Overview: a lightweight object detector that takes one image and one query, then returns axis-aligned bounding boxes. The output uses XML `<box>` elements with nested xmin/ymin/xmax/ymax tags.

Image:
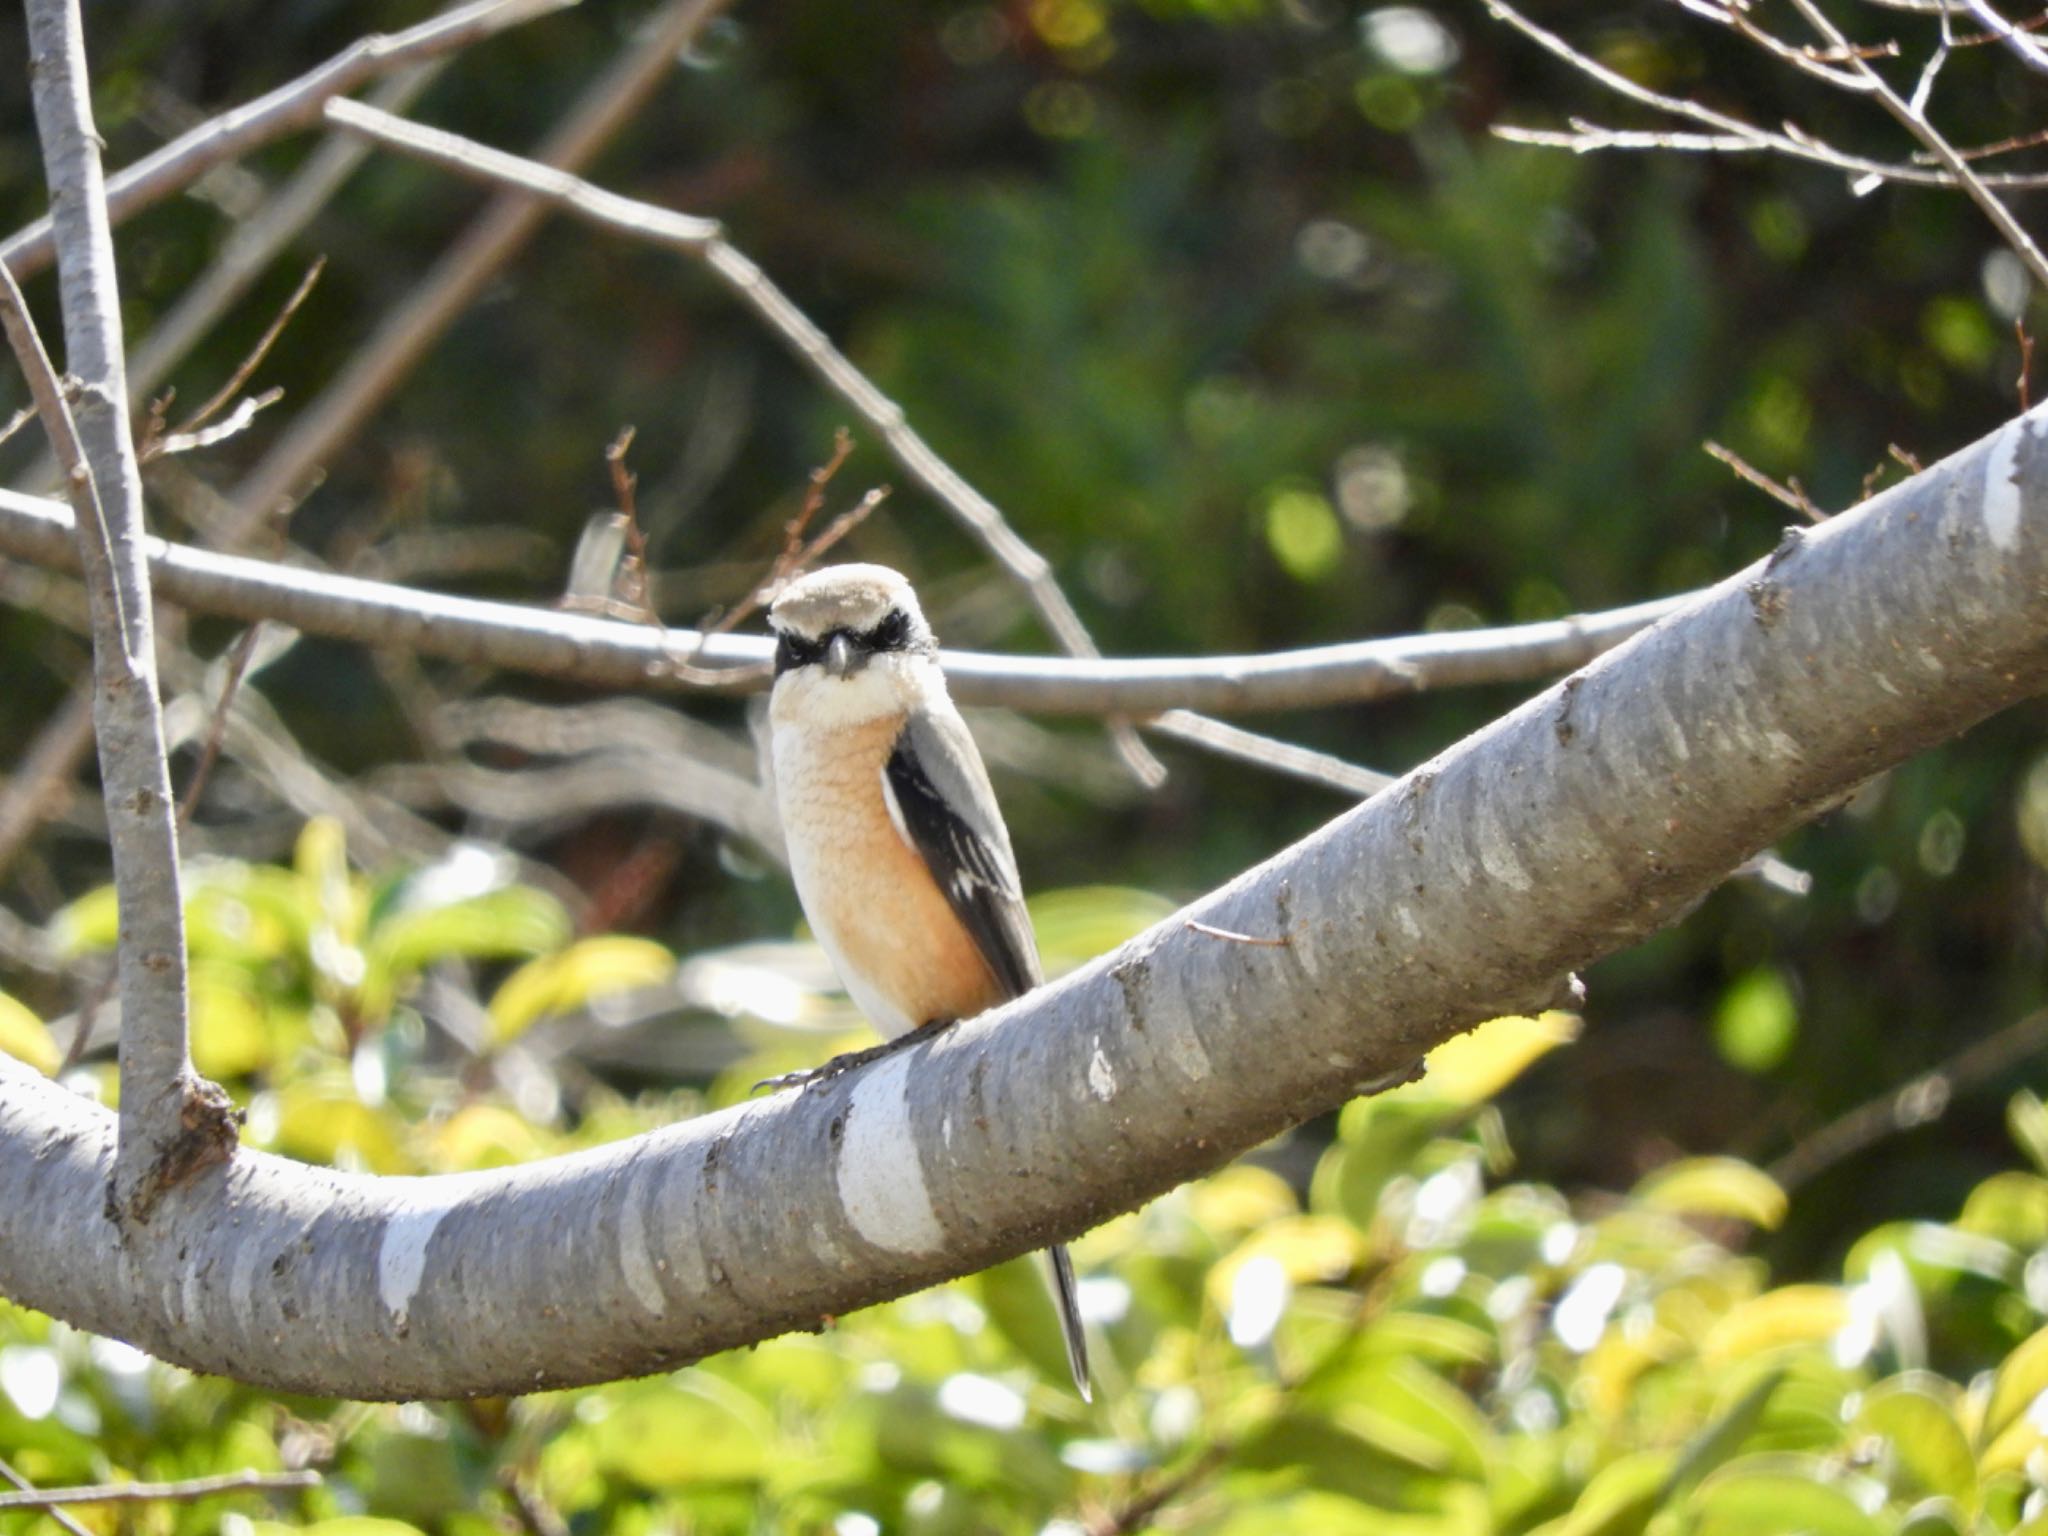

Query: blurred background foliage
<box><xmin>2</xmin><ymin>0</ymin><xmax>2048</xmax><ymax>1527</ymax></box>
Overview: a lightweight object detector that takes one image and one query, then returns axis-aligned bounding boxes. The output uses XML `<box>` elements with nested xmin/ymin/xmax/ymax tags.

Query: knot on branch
<box><xmin>118</xmin><ymin>1074</ymin><xmax>242</xmax><ymax>1225</ymax></box>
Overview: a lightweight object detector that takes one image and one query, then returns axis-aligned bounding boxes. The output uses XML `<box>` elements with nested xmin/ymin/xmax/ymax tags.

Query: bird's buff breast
<box><xmin>772</xmin><ymin>711</ymin><xmax>1002</xmax><ymax>1039</ymax></box>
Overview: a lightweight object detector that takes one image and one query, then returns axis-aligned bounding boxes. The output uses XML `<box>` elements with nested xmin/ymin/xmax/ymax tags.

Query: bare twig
<box><xmin>1185</xmin><ymin>919</ymin><xmax>1292</xmax><ymax>947</ymax></box>
<box><xmin>0</xmin><ymin>686</ymin><xmax>95</xmax><ymax>882</ymax></box>
<box><xmin>1956</xmin><ymin>0</ymin><xmax>2048</xmax><ymax>71</ymax></box>
<box><xmin>1704</xmin><ymin>441</ymin><xmax>1825</xmax><ymax>522</ymax></box>
<box><xmin>2021</xmin><ymin>319</ymin><xmax>2036</xmax><ymax>411</ymax></box>
<box><xmin>160</xmin><ymin>257</ymin><xmax>324</xmax><ymax>446</ymax></box>
<box><xmin>1769</xmin><ymin>1008</ymin><xmax>2048</xmax><ymax>1191</ymax></box>
<box><xmin>0</xmin><ymin>1469</ymin><xmax>321</xmax><ymax>1511</ymax></box>
<box><xmin>0</xmin><ymin>0</ymin><xmax>577</xmax><ymax>281</ymax></box>
<box><xmin>0</xmin><ymin>1455</ymin><xmax>94</xmax><ymax>1536</ymax></box>
<box><xmin>1782</xmin><ymin>0</ymin><xmax>2048</xmax><ymax>292</ymax></box>
<box><xmin>129</xmin><ymin>64</ymin><xmax>446</xmax><ymax>404</ymax></box>
<box><xmin>177</xmin><ymin>624</ymin><xmax>265</xmax><ymax>830</ymax></box>
<box><xmin>19</xmin><ymin>0</ymin><xmax>237</xmax><ymax>1221</ymax></box>
<box><xmin>1486</xmin><ymin>2</ymin><xmax>2048</xmax><ymax>189</ymax></box>
<box><xmin>1144</xmin><ymin>710</ymin><xmax>1395</xmax><ymax>797</ymax></box>
<box><xmin>317</xmin><ymin>93</ymin><xmax>1169</xmax><ymax>787</ymax></box>
<box><xmin>0</xmin><ymin>482</ymin><xmax>1692</xmax><ymax>715</ymax></box>
<box><xmin>230</xmin><ymin>0</ymin><xmax>734</xmax><ymax>536</ymax></box>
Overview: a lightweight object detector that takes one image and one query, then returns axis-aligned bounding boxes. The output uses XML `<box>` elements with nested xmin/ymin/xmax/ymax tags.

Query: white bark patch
<box><xmin>1650</xmin><ymin>688</ymin><xmax>1692</xmax><ymax>763</ymax></box>
<box><xmin>1088</xmin><ymin>1040</ymin><xmax>1118</xmax><ymax>1100</ymax></box>
<box><xmin>1472</xmin><ymin>793</ymin><xmax>1533</xmax><ymax>891</ymax></box>
<box><xmin>377</xmin><ymin>1183</ymin><xmax>468</xmax><ymax>1329</ymax></box>
<box><xmin>836</xmin><ymin>1052</ymin><xmax>945</xmax><ymax>1253</ymax></box>
<box><xmin>618</xmin><ymin>1174</ymin><xmax>667</xmax><ymax>1317</ymax></box>
<box><xmin>1393</xmin><ymin>903</ymin><xmax>1422</xmax><ymax>942</ymax></box>
<box><xmin>1764</xmin><ymin>728</ymin><xmax>1804</xmax><ymax>761</ymax></box>
<box><xmin>1984</xmin><ymin>420</ymin><xmax>2024</xmax><ymax>551</ymax></box>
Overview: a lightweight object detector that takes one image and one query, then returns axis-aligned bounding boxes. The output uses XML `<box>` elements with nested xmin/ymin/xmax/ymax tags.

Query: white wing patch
<box><xmin>878</xmin><ymin>761</ymin><xmax>912</xmax><ymax>845</ymax></box>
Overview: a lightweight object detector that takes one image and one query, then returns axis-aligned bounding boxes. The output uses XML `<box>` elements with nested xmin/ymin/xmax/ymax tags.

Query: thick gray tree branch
<box><xmin>0</xmin><ymin>484</ymin><xmax>1683</xmax><ymax>713</ymax></box>
<box><xmin>19</xmin><ymin>0</ymin><xmax>237</xmax><ymax>1221</ymax></box>
<box><xmin>1</xmin><ymin>401</ymin><xmax>2042</xmax><ymax>1399</ymax></box>
<box><xmin>0</xmin><ymin>0</ymin><xmax>575</xmax><ymax>282</ymax></box>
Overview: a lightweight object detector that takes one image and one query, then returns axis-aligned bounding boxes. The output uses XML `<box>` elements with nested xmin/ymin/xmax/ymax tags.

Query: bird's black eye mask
<box><xmin>772</xmin><ymin>609</ymin><xmax>924</xmax><ymax>676</ymax></box>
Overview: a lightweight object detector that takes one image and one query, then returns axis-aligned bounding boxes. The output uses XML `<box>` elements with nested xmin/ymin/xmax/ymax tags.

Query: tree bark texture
<box><xmin>0</xmin><ymin>402</ymin><xmax>2042</xmax><ymax>1398</ymax></box>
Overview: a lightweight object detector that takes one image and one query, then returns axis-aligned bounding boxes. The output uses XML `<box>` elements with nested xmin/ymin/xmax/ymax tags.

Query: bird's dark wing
<box><xmin>886</xmin><ymin>711</ymin><xmax>1042</xmax><ymax>999</ymax></box>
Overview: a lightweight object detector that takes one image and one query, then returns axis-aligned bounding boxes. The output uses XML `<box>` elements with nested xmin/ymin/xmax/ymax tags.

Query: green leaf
<box><xmin>1684</xmin><ymin>1458</ymin><xmax>1882</xmax><ymax>1536</ymax></box>
<box><xmin>1633</xmin><ymin>1158</ymin><xmax>1787</xmax><ymax>1230</ymax></box>
<box><xmin>1957</xmin><ymin>1170</ymin><xmax>2048</xmax><ymax>1248</ymax></box>
<box><xmin>1982</xmin><ymin>1321</ymin><xmax>2048</xmax><ymax>1450</ymax></box>
<box><xmin>359</xmin><ymin>885</ymin><xmax>571</xmax><ymax>1025</ymax></box>
<box><xmin>1398</xmin><ymin>1011</ymin><xmax>1582</xmax><ymax>1108</ymax></box>
<box><xmin>2008</xmin><ymin>1090</ymin><xmax>2048</xmax><ymax>1178</ymax></box>
<box><xmin>1542</xmin><ymin>1449</ymin><xmax>1675</xmax><ymax>1536</ymax></box>
<box><xmin>1661</xmin><ymin>1369</ymin><xmax>1784</xmax><ymax>1500</ymax></box>
<box><xmin>585</xmin><ymin>1377</ymin><xmax>775</xmax><ymax>1488</ymax></box>
<box><xmin>1713</xmin><ymin>966</ymin><xmax>1797</xmax><ymax>1073</ymax></box>
<box><xmin>1026</xmin><ymin>885</ymin><xmax>1176</xmax><ymax>973</ymax></box>
<box><xmin>1263</xmin><ymin>482</ymin><xmax>1344</xmax><ymax>581</ymax></box>
<box><xmin>0</xmin><ymin>993</ymin><xmax>57</xmax><ymax>1075</ymax></box>
<box><xmin>1852</xmin><ymin>1374</ymin><xmax>1975</xmax><ymax>1507</ymax></box>
<box><xmin>1699</xmin><ymin>1286</ymin><xmax>1849</xmax><ymax>1366</ymax></box>
<box><xmin>487</xmin><ymin>936</ymin><xmax>675</xmax><ymax>1044</ymax></box>
<box><xmin>47</xmin><ymin>884</ymin><xmax>118</xmax><ymax>956</ymax></box>
<box><xmin>190</xmin><ymin>962</ymin><xmax>272</xmax><ymax>1078</ymax></box>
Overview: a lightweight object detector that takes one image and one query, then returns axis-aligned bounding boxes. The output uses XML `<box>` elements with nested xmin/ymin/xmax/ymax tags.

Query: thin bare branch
<box><xmin>1769</xmin><ymin>1008</ymin><xmax>2048</xmax><ymax>1191</ymax></box>
<box><xmin>316</xmin><ymin>92</ymin><xmax>1168</xmax><ymax>786</ymax></box>
<box><xmin>1704</xmin><ymin>441</ymin><xmax>1825</xmax><ymax>521</ymax></box>
<box><xmin>0</xmin><ymin>0</ymin><xmax>577</xmax><ymax>281</ymax></box>
<box><xmin>177</xmin><ymin>625</ymin><xmax>265</xmax><ymax>830</ymax></box>
<box><xmin>163</xmin><ymin>257</ymin><xmax>324</xmax><ymax>443</ymax></box>
<box><xmin>1783</xmin><ymin>0</ymin><xmax>2048</xmax><ymax>290</ymax></box>
<box><xmin>229</xmin><ymin>0</ymin><xmax>733</xmax><ymax>535</ymax></box>
<box><xmin>0</xmin><ymin>482</ymin><xmax>1691</xmax><ymax>715</ymax></box>
<box><xmin>0</xmin><ymin>1469</ymin><xmax>321</xmax><ymax>1511</ymax></box>
<box><xmin>130</xmin><ymin>64</ymin><xmax>445</xmax><ymax>404</ymax></box>
<box><xmin>1956</xmin><ymin>0</ymin><xmax>2048</xmax><ymax>70</ymax></box>
<box><xmin>1144</xmin><ymin>710</ymin><xmax>1395</xmax><ymax>798</ymax></box>
<box><xmin>0</xmin><ymin>1455</ymin><xmax>94</xmax><ymax>1536</ymax></box>
<box><xmin>19</xmin><ymin>0</ymin><xmax>237</xmax><ymax>1221</ymax></box>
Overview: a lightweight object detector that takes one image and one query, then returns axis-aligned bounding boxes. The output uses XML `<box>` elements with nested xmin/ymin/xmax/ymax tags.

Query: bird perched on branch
<box><xmin>764</xmin><ymin>562</ymin><xmax>1091</xmax><ymax>1401</ymax></box>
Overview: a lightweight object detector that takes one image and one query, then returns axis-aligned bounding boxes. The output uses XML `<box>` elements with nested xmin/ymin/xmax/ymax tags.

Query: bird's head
<box><xmin>767</xmin><ymin>564</ymin><xmax>940</xmax><ymax>724</ymax></box>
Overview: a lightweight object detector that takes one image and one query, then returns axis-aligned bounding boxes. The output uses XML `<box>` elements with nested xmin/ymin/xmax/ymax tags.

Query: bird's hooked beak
<box><xmin>823</xmin><ymin>632</ymin><xmax>860</xmax><ymax>678</ymax></box>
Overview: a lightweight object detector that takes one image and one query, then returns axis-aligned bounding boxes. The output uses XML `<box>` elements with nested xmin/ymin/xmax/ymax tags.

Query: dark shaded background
<box><xmin>2</xmin><ymin>0</ymin><xmax>2044</xmax><ymax>1277</ymax></box>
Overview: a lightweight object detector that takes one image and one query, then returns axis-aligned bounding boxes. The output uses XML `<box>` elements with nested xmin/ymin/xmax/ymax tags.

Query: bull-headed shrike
<box><xmin>764</xmin><ymin>563</ymin><xmax>1091</xmax><ymax>1400</ymax></box>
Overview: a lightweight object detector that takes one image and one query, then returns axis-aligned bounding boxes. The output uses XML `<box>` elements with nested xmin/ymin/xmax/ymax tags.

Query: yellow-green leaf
<box><xmin>1208</xmin><ymin>1215</ymin><xmax>1366</xmax><ymax>1308</ymax></box>
<box><xmin>487</xmin><ymin>936</ymin><xmax>675</xmax><ymax>1044</ymax></box>
<box><xmin>1685</xmin><ymin>1458</ymin><xmax>1881</xmax><ymax>1536</ymax></box>
<box><xmin>47</xmin><ymin>884</ymin><xmax>118</xmax><ymax>956</ymax></box>
<box><xmin>0</xmin><ymin>993</ymin><xmax>57</xmax><ymax>1074</ymax></box>
<box><xmin>1634</xmin><ymin>1157</ymin><xmax>1787</xmax><ymax>1230</ymax></box>
<box><xmin>1395</xmin><ymin>1011</ymin><xmax>1582</xmax><ymax>1107</ymax></box>
<box><xmin>1700</xmin><ymin>1286</ymin><xmax>1850</xmax><ymax>1366</ymax></box>
<box><xmin>1853</xmin><ymin>1375</ymin><xmax>1975</xmax><ymax>1507</ymax></box>
<box><xmin>1983</xmin><ymin>1321</ymin><xmax>2048</xmax><ymax>1451</ymax></box>
<box><xmin>190</xmin><ymin>963</ymin><xmax>271</xmax><ymax>1078</ymax></box>
<box><xmin>1543</xmin><ymin>1449</ymin><xmax>1675</xmax><ymax>1536</ymax></box>
<box><xmin>586</xmin><ymin>1378</ymin><xmax>774</xmax><ymax>1487</ymax></box>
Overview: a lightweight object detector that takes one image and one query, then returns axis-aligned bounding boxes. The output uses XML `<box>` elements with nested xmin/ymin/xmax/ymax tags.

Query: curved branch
<box><xmin>2</xmin><ymin>402</ymin><xmax>2044</xmax><ymax>1398</ymax></box>
<box><xmin>0</xmin><ymin>485</ymin><xmax>1684</xmax><ymax>714</ymax></box>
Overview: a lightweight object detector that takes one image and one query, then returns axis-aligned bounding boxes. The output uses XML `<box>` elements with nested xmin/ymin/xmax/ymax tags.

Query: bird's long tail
<box><xmin>1046</xmin><ymin>1243</ymin><xmax>1092</xmax><ymax>1402</ymax></box>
